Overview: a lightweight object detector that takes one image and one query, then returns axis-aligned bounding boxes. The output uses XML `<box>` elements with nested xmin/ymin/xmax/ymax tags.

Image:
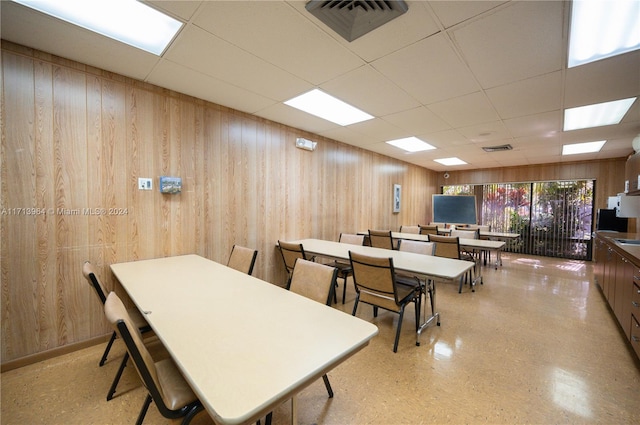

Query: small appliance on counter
<box><xmin>596</xmin><ymin>208</ymin><xmax>628</xmax><ymax>232</ymax></box>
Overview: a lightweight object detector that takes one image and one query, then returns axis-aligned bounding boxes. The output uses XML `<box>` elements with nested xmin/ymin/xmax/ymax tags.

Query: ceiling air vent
<box><xmin>306</xmin><ymin>0</ymin><xmax>409</xmax><ymax>42</ymax></box>
<box><xmin>482</xmin><ymin>144</ymin><xmax>513</xmax><ymax>152</ymax></box>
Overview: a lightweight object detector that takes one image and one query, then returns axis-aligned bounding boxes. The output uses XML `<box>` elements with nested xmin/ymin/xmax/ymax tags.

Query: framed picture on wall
<box><xmin>393</xmin><ymin>184</ymin><xmax>401</xmax><ymax>213</ymax></box>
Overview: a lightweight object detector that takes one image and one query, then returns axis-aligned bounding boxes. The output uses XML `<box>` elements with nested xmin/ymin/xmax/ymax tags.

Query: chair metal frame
<box><xmin>349</xmin><ymin>251</ymin><xmax>421</xmax><ymax>353</ymax></box>
<box><xmin>105</xmin><ymin>293</ymin><xmax>204</xmax><ymax>425</ymax></box>
<box><xmin>83</xmin><ymin>261</ymin><xmax>152</xmax><ymax>401</ymax></box>
<box><xmin>277</xmin><ymin>240</ymin><xmax>308</xmax><ymax>289</ymax></box>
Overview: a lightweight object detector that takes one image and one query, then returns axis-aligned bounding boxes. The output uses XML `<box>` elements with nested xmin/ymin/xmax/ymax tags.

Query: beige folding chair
<box><xmin>326</xmin><ymin>233</ymin><xmax>365</xmax><ymax>304</ymax></box>
<box><xmin>428</xmin><ymin>234</ymin><xmax>482</xmax><ymax>293</ymax></box>
<box><xmin>396</xmin><ymin>239</ymin><xmax>437</xmax><ymax>326</ymax></box>
<box><xmin>451</xmin><ymin>229</ymin><xmax>481</xmax><ymax>263</ymax></box>
<box><xmin>368</xmin><ymin>229</ymin><xmax>395</xmax><ymax>250</ymax></box>
<box><xmin>104</xmin><ymin>292</ymin><xmax>203</xmax><ymax>425</ymax></box>
<box><xmin>349</xmin><ymin>251</ymin><xmax>421</xmax><ymax>353</ymax></box>
<box><xmin>399</xmin><ymin>225</ymin><xmax>420</xmax><ymax>234</ymax></box>
<box><xmin>227</xmin><ymin>244</ymin><xmax>258</xmax><ymax>275</ymax></box>
<box><xmin>277</xmin><ymin>240</ymin><xmax>308</xmax><ymax>288</ymax></box>
<box><xmin>418</xmin><ymin>224</ymin><xmax>439</xmax><ymax>235</ymax></box>
<box><xmin>83</xmin><ymin>261</ymin><xmax>152</xmax><ymax>401</ymax></box>
<box><xmin>288</xmin><ymin>259</ymin><xmax>338</xmax><ymax>397</ymax></box>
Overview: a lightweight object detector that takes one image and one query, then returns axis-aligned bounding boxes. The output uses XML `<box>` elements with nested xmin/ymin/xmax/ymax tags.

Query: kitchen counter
<box><xmin>594</xmin><ymin>231</ymin><xmax>640</xmax><ymax>266</ymax></box>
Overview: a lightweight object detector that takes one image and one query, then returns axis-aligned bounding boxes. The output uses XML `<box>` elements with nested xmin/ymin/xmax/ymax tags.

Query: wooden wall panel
<box><xmin>2</xmin><ymin>41</ymin><xmax>621</xmax><ymax>365</ymax></box>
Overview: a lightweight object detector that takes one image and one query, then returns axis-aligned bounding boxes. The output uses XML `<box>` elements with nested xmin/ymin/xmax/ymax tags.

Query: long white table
<box><xmin>391</xmin><ymin>232</ymin><xmax>507</xmax><ymax>269</ymax></box>
<box><xmin>358</xmin><ymin>231</ymin><xmax>507</xmax><ymax>269</ymax></box>
<box><xmin>286</xmin><ymin>239</ymin><xmax>475</xmax><ymax>345</ymax></box>
<box><xmin>111</xmin><ymin>254</ymin><xmax>378</xmax><ymax>425</ymax></box>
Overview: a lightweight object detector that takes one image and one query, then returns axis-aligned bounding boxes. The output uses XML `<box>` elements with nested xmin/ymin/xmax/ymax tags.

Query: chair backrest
<box><xmin>338</xmin><ymin>233</ymin><xmax>365</xmax><ymax>246</ymax></box>
<box><xmin>399</xmin><ymin>225</ymin><xmax>420</xmax><ymax>234</ymax></box>
<box><xmin>104</xmin><ymin>292</ymin><xmax>162</xmax><ymax>400</ymax></box>
<box><xmin>288</xmin><ymin>259</ymin><xmax>338</xmax><ymax>306</ymax></box>
<box><xmin>277</xmin><ymin>240</ymin><xmax>306</xmax><ymax>273</ymax></box>
<box><xmin>349</xmin><ymin>251</ymin><xmax>402</xmax><ymax>312</ymax></box>
<box><xmin>397</xmin><ymin>239</ymin><xmax>435</xmax><ymax>256</ymax></box>
<box><xmin>227</xmin><ymin>245</ymin><xmax>258</xmax><ymax>275</ymax></box>
<box><xmin>83</xmin><ymin>261</ymin><xmax>107</xmax><ymax>304</ymax></box>
<box><xmin>419</xmin><ymin>224</ymin><xmax>439</xmax><ymax>235</ymax></box>
<box><xmin>368</xmin><ymin>230</ymin><xmax>394</xmax><ymax>250</ymax></box>
<box><xmin>428</xmin><ymin>234</ymin><xmax>461</xmax><ymax>260</ymax></box>
<box><xmin>466</xmin><ymin>224</ymin><xmax>491</xmax><ymax>232</ymax></box>
<box><xmin>450</xmin><ymin>229</ymin><xmax>479</xmax><ymax>240</ymax></box>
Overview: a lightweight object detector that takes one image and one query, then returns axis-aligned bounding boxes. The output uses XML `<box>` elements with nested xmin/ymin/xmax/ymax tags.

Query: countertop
<box><xmin>594</xmin><ymin>231</ymin><xmax>640</xmax><ymax>266</ymax></box>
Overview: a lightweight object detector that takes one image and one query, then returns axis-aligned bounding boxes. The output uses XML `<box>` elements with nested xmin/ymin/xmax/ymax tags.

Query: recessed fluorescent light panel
<box><xmin>284</xmin><ymin>89</ymin><xmax>374</xmax><ymax>126</ymax></box>
<box><xmin>12</xmin><ymin>0</ymin><xmax>183</xmax><ymax>55</ymax></box>
<box><xmin>434</xmin><ymin>157</ymin><xmax>467</xmax><ymax>166</ymax></box>
<box><xmin>562</xmin><ymin>140</ymin><xmax>606</xmax><ymax>156</ymax></box>
<box><xmin>386</xmin><ymin>137</ymin><xmax>436</xmax><ymax>153</ymax></box>
<box><xmin>568</xmin><ymin>0</ymin><xmax>640</xmax><ymax>67</ymax></box>
<box><xmin>563</xmin><ymin>97</ymin><xmax>636</xmax><ymax>131</ymax></box>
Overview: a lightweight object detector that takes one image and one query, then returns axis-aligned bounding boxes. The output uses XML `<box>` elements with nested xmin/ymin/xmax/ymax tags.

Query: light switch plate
<box><xmin>138</xmin><ymin>178</ymin><xmax>152</xmax><ymax>190</ymax></box>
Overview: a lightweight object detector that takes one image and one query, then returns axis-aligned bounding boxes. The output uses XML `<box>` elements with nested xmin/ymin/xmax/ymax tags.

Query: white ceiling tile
<box><xmin>147</xmin><ymin>60</ymin><xmax>275</xmax><ymax>114</ymax></box>
<box><xmin>372</xmin><ymin>33</ymin><xmax>479</xmax><ymax>105</ymax></box>
<box><xmin>457</xmin><ymin>121</ymin><xmax>511</xmax><ymax>144</ymax></box>
<box><xmin>428</xmin><ymin>92</ymin><xmax>499</xmax><ymax>127</ymax></box>
<box><xmin>321</xmin><ymin>65</ymin><xmax>420</xmax><ymax>117</ymax></box>
<box><xmin>486</xmin><ymin>72</ymin><xmax>563</xmax><ymax>119</ymax></box>
<box><xmin>564</xmin><ymin>51</ymin><xmax>640</xmax><ymax>108</ymax></box>
<box><xmin>504</xmin><ymin>111</ymin><xmax>561</xmax><ymax>138</ymax></box>
<box><xmin>193</xmin><ymin>1</ymin><xmax>364</xmax><ymax>85</ymax></box>
<box><xmin>146</xmin><ymin>0</ymin><xmax>203</xmax><ymax>20</ymax></box>
<box><xmin>382</xmin><ymin>106</ymin><xmax>452</xmax><ymax>135</ymax></box>
<box><xmin>164</xmin><ymin>25</ymin><xmax>310</xmax><ymax>101</ymax></box>
<box><xmin>347</xmin><ymin>118</ymin><xmax>404</xmax><ymax>143</ymax></box>
<box><xmin>429</xmin><ymin>1</ymin><xmax>508</xmax><ymax>29</ymax></box>
<box><xmin>452</xmin><ymin>1</ymin><xmax>564</xmax><ymax>88</ymax></box>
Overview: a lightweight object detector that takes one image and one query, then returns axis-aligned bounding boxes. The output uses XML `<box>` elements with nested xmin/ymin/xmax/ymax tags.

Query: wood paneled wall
<box><xmin>1</xmin><ymin>41</ymin><xmax>630</xmax><ymax>365</ymax></box>
<box><xmin>0</xmin><ymin>42</ymin><xmax>437</xmax><ymax>364</ymax></box>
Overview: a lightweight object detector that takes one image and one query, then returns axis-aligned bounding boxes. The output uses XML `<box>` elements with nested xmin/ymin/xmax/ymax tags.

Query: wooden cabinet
<box><xmin>632</xmin><ymin>277</ymin><xmax>640</xmax><ymax>358</ymax></box>
<box><xmin>594</xmin><ymin>232</ymin><xmax>640</xmax><ymax>360</ymax></box>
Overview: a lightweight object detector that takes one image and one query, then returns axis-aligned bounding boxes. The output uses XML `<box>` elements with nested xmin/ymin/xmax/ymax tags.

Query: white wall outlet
<box><xmin>138</xmin><ymin>178</ymin><xmax>153</xmax><ymax>190</ymax></box>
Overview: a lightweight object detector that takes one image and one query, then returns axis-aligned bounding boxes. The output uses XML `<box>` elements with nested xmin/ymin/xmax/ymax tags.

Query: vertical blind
<box><xmin>443</xmin><ymin>180</ymin><xmax>594</xmax><ymax>260</ymax></box>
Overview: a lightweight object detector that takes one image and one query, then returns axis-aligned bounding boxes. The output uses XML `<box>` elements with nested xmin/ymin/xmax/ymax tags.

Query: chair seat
<box><xmin>359</xmin><ymin>282</ymin><xmax>417</xmax><ymax>313</ymax></box>
<box><xmin>156</xmin><ymin>358</ymin><xmax>199</xmax><ymax>410</ymax></box>
<box><xmin>394</xmin><ymin>274</ymin><xmax>421</xmax><ymax>288</ymax></box>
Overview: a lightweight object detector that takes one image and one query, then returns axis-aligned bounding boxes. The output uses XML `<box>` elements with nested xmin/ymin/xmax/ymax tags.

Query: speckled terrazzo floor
<box><xmin>2</xmin><ymin>253</ymin><xmax>639</xmax><ymax>425</ymax></box>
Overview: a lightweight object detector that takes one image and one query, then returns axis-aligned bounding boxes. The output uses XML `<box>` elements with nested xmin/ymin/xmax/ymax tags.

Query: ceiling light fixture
<box><xmin>284</xmin><ymin>89</ymin><xmax>373</xmax><ymax>126</ymax></box>
<box><xmin>386</xmin><ymin>137</ymin><xmax>436</xmax><ymax>153</ymax></box>
<box><xmin>562</xmin><ymin>140</ymin><xmax>606</xmax><ymax>155</ymax></box>
<box><xmin>563</xmin><ymin>97</ymin><xmax>636</xmax><ymax>131</ymax></box>
<box><xmin>568</xmin><ymin>0</ymin><xmax>640</xmax><ymax>68</ymax></box>
<box><xmin>434</xmin><ymin>157</ymin><xmax>467</xmax><ymax>166</ymax></box>
<box><xmin>12</xmin><ymin>0</ymin><xmax>183</xmax><ymax>56</ymax></box>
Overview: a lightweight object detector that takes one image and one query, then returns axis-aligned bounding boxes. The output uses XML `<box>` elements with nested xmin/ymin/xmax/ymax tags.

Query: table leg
<box><xmin>291</xmin><ymin>396</ymin><xmax>298</xmax><ymax>425</ymax></box>
<box><xmin>416</xmin><ymin>279</ymin><xmax>439</xmax><ymax>346</ymax></box>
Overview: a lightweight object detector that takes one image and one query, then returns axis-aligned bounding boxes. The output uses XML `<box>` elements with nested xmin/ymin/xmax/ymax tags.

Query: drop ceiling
<box><xmin>2</xmin><ymin>0</ymin><xmax>639</xmax><ymax>172</ymax></box>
